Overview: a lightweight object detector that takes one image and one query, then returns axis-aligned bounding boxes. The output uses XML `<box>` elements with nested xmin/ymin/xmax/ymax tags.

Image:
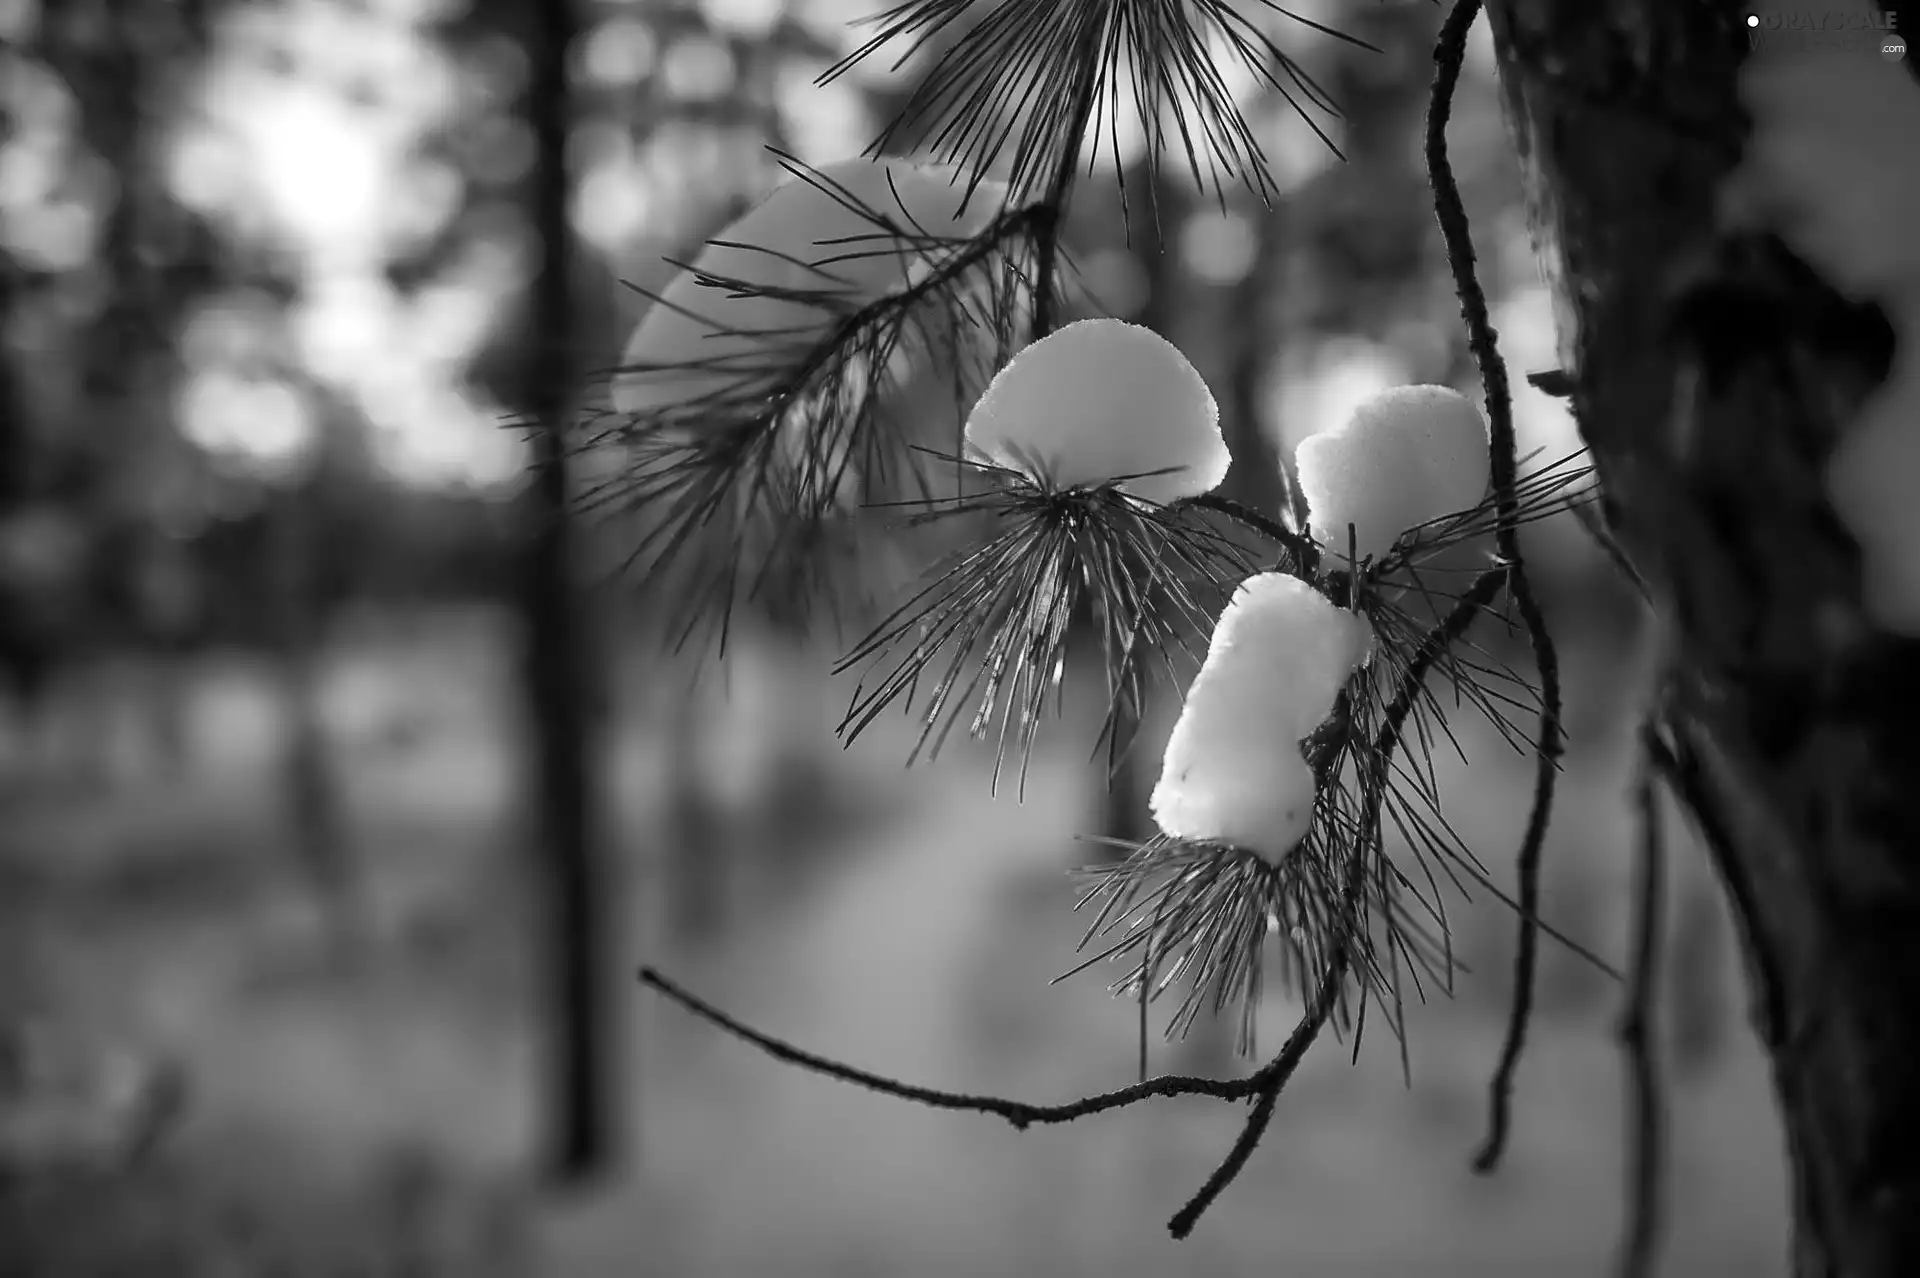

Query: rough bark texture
<box><xmin>1484</xmin><ymin>4</ymin><xmax>1920</xmax><ymax>1274</ymax></box>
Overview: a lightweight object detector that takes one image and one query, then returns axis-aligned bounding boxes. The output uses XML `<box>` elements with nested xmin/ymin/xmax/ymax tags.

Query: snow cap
<box><xmin>1151</xmin><ymin>572</ymin><xmax>1374</xmax><ymax>863</ymax></box>
<box><xmin>1295</xmin><ymin>384</ymin><xmax>1490</xmax><ymax>566</ymax></box>
<box><xmin>965</xmin><ymin>319</ymin><xmax>1229</xmax><ymax>505</ymax></box>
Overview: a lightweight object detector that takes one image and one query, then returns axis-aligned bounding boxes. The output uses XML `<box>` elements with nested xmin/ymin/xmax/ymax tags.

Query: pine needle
<box><xmin>835</xmin><ymin>457</ymin><xmax>1257</xmax><ymax>796</ymax></box>
<box><xmin>819</xmin><ymin>0</ymin><xmax>1370</xmax><ymax>210</ymax></box>
<box><xmin>575</xmin><ymin>181</ymin><xmax>1054</xmax><ymax>655</ymax></box>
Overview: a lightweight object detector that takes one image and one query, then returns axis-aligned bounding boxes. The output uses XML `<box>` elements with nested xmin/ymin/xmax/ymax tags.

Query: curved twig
<box><xmin>1423</xmin><ymin>0</ymin><xmax>1565</xmax><ymax>1173</ymax></box>
<box><xmin>639</xmin><ymin>965</ymin><xmax>1256</xmax><ymax>1125</ymax></box>
<box><xmin>1183</xmin><ymin>491</ymin><xmax>1319</xmax><ymax>569</ymax></box>
<box><xmin>1618</xmin><ymin>720</ymin><xmax>1670</xmax><ymax>1278</ymax></box>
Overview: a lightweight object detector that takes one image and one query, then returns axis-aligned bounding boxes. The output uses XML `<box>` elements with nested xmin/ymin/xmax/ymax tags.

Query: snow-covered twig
<box><xmin>1183</xmin><ymin>491</ymin><xmax>1318</xmax><ymax>567</ymax></box>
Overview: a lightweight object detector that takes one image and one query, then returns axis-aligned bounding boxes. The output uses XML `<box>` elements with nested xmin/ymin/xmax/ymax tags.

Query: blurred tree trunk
<box><xmin>33</xmin><ymin>0</ymin><xmax>150</xmax><ymax>790</ymax></box>
<box><xmin>524</xmin><ymin>0</ymin><xmax>614</xmax><ymax>1184</ymax></box>
<box><xmin>126</xmin><ymin>532</ymin><xmax>200</xmax><ymax>781</ymax></box>
<box><xmin>270</xmin><ymin>475</ymin><xmax>360</xmax><ymax>958</ymax></box>
<box><xmin>1222</xmin><ymin>204</ymin><xmax>1291</xmax><ymax>535</ymax></box>
<box><xmin>666</xmin><ymin>671</ymin><xmax>727</xmax><ymax>944</ymax></box>
<box><xmin>0</xmin><ymin>257</ymin><xmax>39</xmax><ymax>772</ymax></box>
<box><xmin>1173</xmin><ymin>197</ymin><xmax>1292</xmax><ymax>1078</ymax></box>
<box><xmin>1099</xmin><ymin>170</ymin><xmax>1185</xmax><ymax>853</ymax></box>
<box><xmin>35</xmin><ymin>0</ymin><xmax>214</xmax><ymax>790</ymax></box>
<box><xmin>1486</xmin><ymin>4</ymin><xmax>1920</xmax><ymax>1273</ymax></box>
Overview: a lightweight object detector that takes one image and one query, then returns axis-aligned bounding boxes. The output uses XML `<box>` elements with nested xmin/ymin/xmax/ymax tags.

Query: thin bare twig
<box><xmin>1618</xmin><ymin>721</ymin><xmax>1670</xmax><ymax>1278</ymax></box>
<box><xmin>1184</xmin><ymin>490</ymin><xmax>1318</xmax><ymax>566</ymax></box>
<box><xmin>1423</xmin><ymin>0</ymin><xmax>1566</xmax><ymax>1172</ymax></box>
<box><xmin>1029</xmin><ymin>21</ymin><xmax>1102</xmax><ymax>338</ymax></box>
<box><xmin>639</xmin><ymin>965</ymin><xmax>1255</xmax><ymax>1125</ymax></box>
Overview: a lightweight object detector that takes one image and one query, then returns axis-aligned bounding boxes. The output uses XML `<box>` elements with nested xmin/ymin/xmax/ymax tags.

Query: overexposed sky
<box><xmin>0</xmin><ymin>0</ymin><xmax>1542</xmax><ymax>502</ymax></box>
<box><xmin>153</xmin><ymin>0</ymin><xmax>871</xmax><ymax>489</ymax></box>
<box><xmin>166</xmin><ymin>0</ymin><xmax>524</xmax><ymax>488</ymax></box>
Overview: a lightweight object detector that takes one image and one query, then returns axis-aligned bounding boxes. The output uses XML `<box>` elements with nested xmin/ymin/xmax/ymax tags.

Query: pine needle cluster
<box><xmin>622</xmin><ymin>0</ymin><xmax>1662</xmax><ymax>1258</ymax></box>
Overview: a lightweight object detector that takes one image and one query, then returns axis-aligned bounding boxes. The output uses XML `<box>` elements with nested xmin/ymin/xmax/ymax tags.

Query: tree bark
<box><xmin>1484</xmin><ymin>4</ymin><xmax>1920</xmax><ymax>1274</ymax></box>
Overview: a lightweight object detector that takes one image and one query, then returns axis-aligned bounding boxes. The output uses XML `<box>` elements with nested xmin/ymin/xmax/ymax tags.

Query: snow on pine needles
<box><xmin>1064</xmin><ymin>555</ymin><xmax>1507</xmax><ymax>1062</ymax></box>
<box><xmin>1150</xmin><ymin>572</ymin><xmax>1374</xmax><ymax>863</ymax></box>
<box><xmin>1058</xmin><ymin>378</ymin><xmax>1600</xmax><ymax>1059</ymax></box>
<box><xmin>965</xmin><ymin>319</ymin><xmax>1232</xmax><ymax>506</ymax></box>
<box><xmin>594</xmin><ymin>166</ymin><xmax>1594</xmax><ymax>1052</ymax></box>
<box><xmin>834</xmin><ymin>319</ymin><xmax>1253</xmax><ymax>795</ymax></box>
<box><xmin>1294</xmin><ymin>384</ymin><xmax>1490</xmax><ymax>569</ymax></box>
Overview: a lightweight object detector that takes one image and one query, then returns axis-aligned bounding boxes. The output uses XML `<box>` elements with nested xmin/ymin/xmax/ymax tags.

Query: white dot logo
<box><xmin>1747</xmin><ymin>14</ymin><xmax>1759</xmax><ymax>26</ymax></box>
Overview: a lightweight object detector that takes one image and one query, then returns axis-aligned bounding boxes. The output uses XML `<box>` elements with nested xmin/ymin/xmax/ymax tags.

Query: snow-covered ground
<box><xmin>0</xmin><ymin>608</ymin><xmax>1787</xmax><ymax>1276</ymax></box>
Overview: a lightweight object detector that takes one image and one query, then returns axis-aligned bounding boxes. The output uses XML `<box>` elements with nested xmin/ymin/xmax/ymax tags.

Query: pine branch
<box><xmin>572</xmin><ymin>191</ymin><xmax>1055</xmax><ymax>653</ymax></box>
<box><xmin>1066</xmin><ymin>439</ymin><xmax>1610</xmax><ymax>1057</ymax></box>
<box><xmin>1030</xmin><ymin>16</ymin><xmax>1101</xmax><ymax>337</ymax></box>
<box><xmin>1183</xmin><ymin>490</ymin><xmax>1317</xmax><ymax>566</ymax></box>
<box><xmin>1169</xmin><ymin>561</ymin><xmax>1507</xmax><ymax>1234</ymax></box>
<box><xmin>627</xmin><ymin>0</ymin><xmax>1611</xmax><ymax>1245</ymax></box>
<box><xmin>1375</xmin><ymin>447</ymin><xmax>1600</xmax><ymax>574</ymax></box>
<box><xmin>820</xmin><ymin>0</ymin><xmax>1364</xmax><ymax>212</ymax></box>
<box><xmin>834</xmin><ymin>460</ymin><xmax>1258</xmax><ymax>796</ymax></box>
<box><xmin>640</xmin><ymin>563</ymin><xmax>1504</xmax><ymax>1237</ymax></box>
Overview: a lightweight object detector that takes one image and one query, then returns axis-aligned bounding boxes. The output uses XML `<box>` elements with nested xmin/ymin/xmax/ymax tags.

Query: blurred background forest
<box><xmin>0</xmin><ymin>0</ymin><xmax>1789</xmax><ymax>1273</ymax></box>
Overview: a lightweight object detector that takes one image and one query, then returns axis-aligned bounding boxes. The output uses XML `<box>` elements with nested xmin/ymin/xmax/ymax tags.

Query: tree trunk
<box><xmin>666</xmin><ymin>672</ymin><xmax>728</xmax><ymax>945</ymax></box>
<box><xmin>273</xmin><ymin>478</ymin><xmax>361</xmax><ymax>960</ymax></box>
<box><xmin>1173</xmin><ymin>196</ymin><xmax>1292</xmax><ymax>1078</ymax></box>
<box><xmin>1484</xmin><ymin>4</ymin><xmax>1920</xmax><ymax>1273</ymax></box>
<box><xmin>524</xmin><ymin>0</ymin><xmax>613</xmax><ymax>1185</ymax></box>
<box><xmin>1221</xmin><ymin>206</ymin><xmax>1291</xmax><ymax>533</ymax></box>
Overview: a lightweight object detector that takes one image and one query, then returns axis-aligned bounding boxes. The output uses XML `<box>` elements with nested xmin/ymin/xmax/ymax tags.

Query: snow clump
<box><xmin>1150</xmin><ymin>572</ymin><xmax>1375</xmax><ymax>864</ymax></box>
<box><xmin>963</xmin><ymin>319</ymin><xmax>1229</xmax><ymax>506</ymax></box>
<box><xmin>1293</xmin><ymin>384</ymin><xmax>1490</xmax><ymax>567</ymax></box>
